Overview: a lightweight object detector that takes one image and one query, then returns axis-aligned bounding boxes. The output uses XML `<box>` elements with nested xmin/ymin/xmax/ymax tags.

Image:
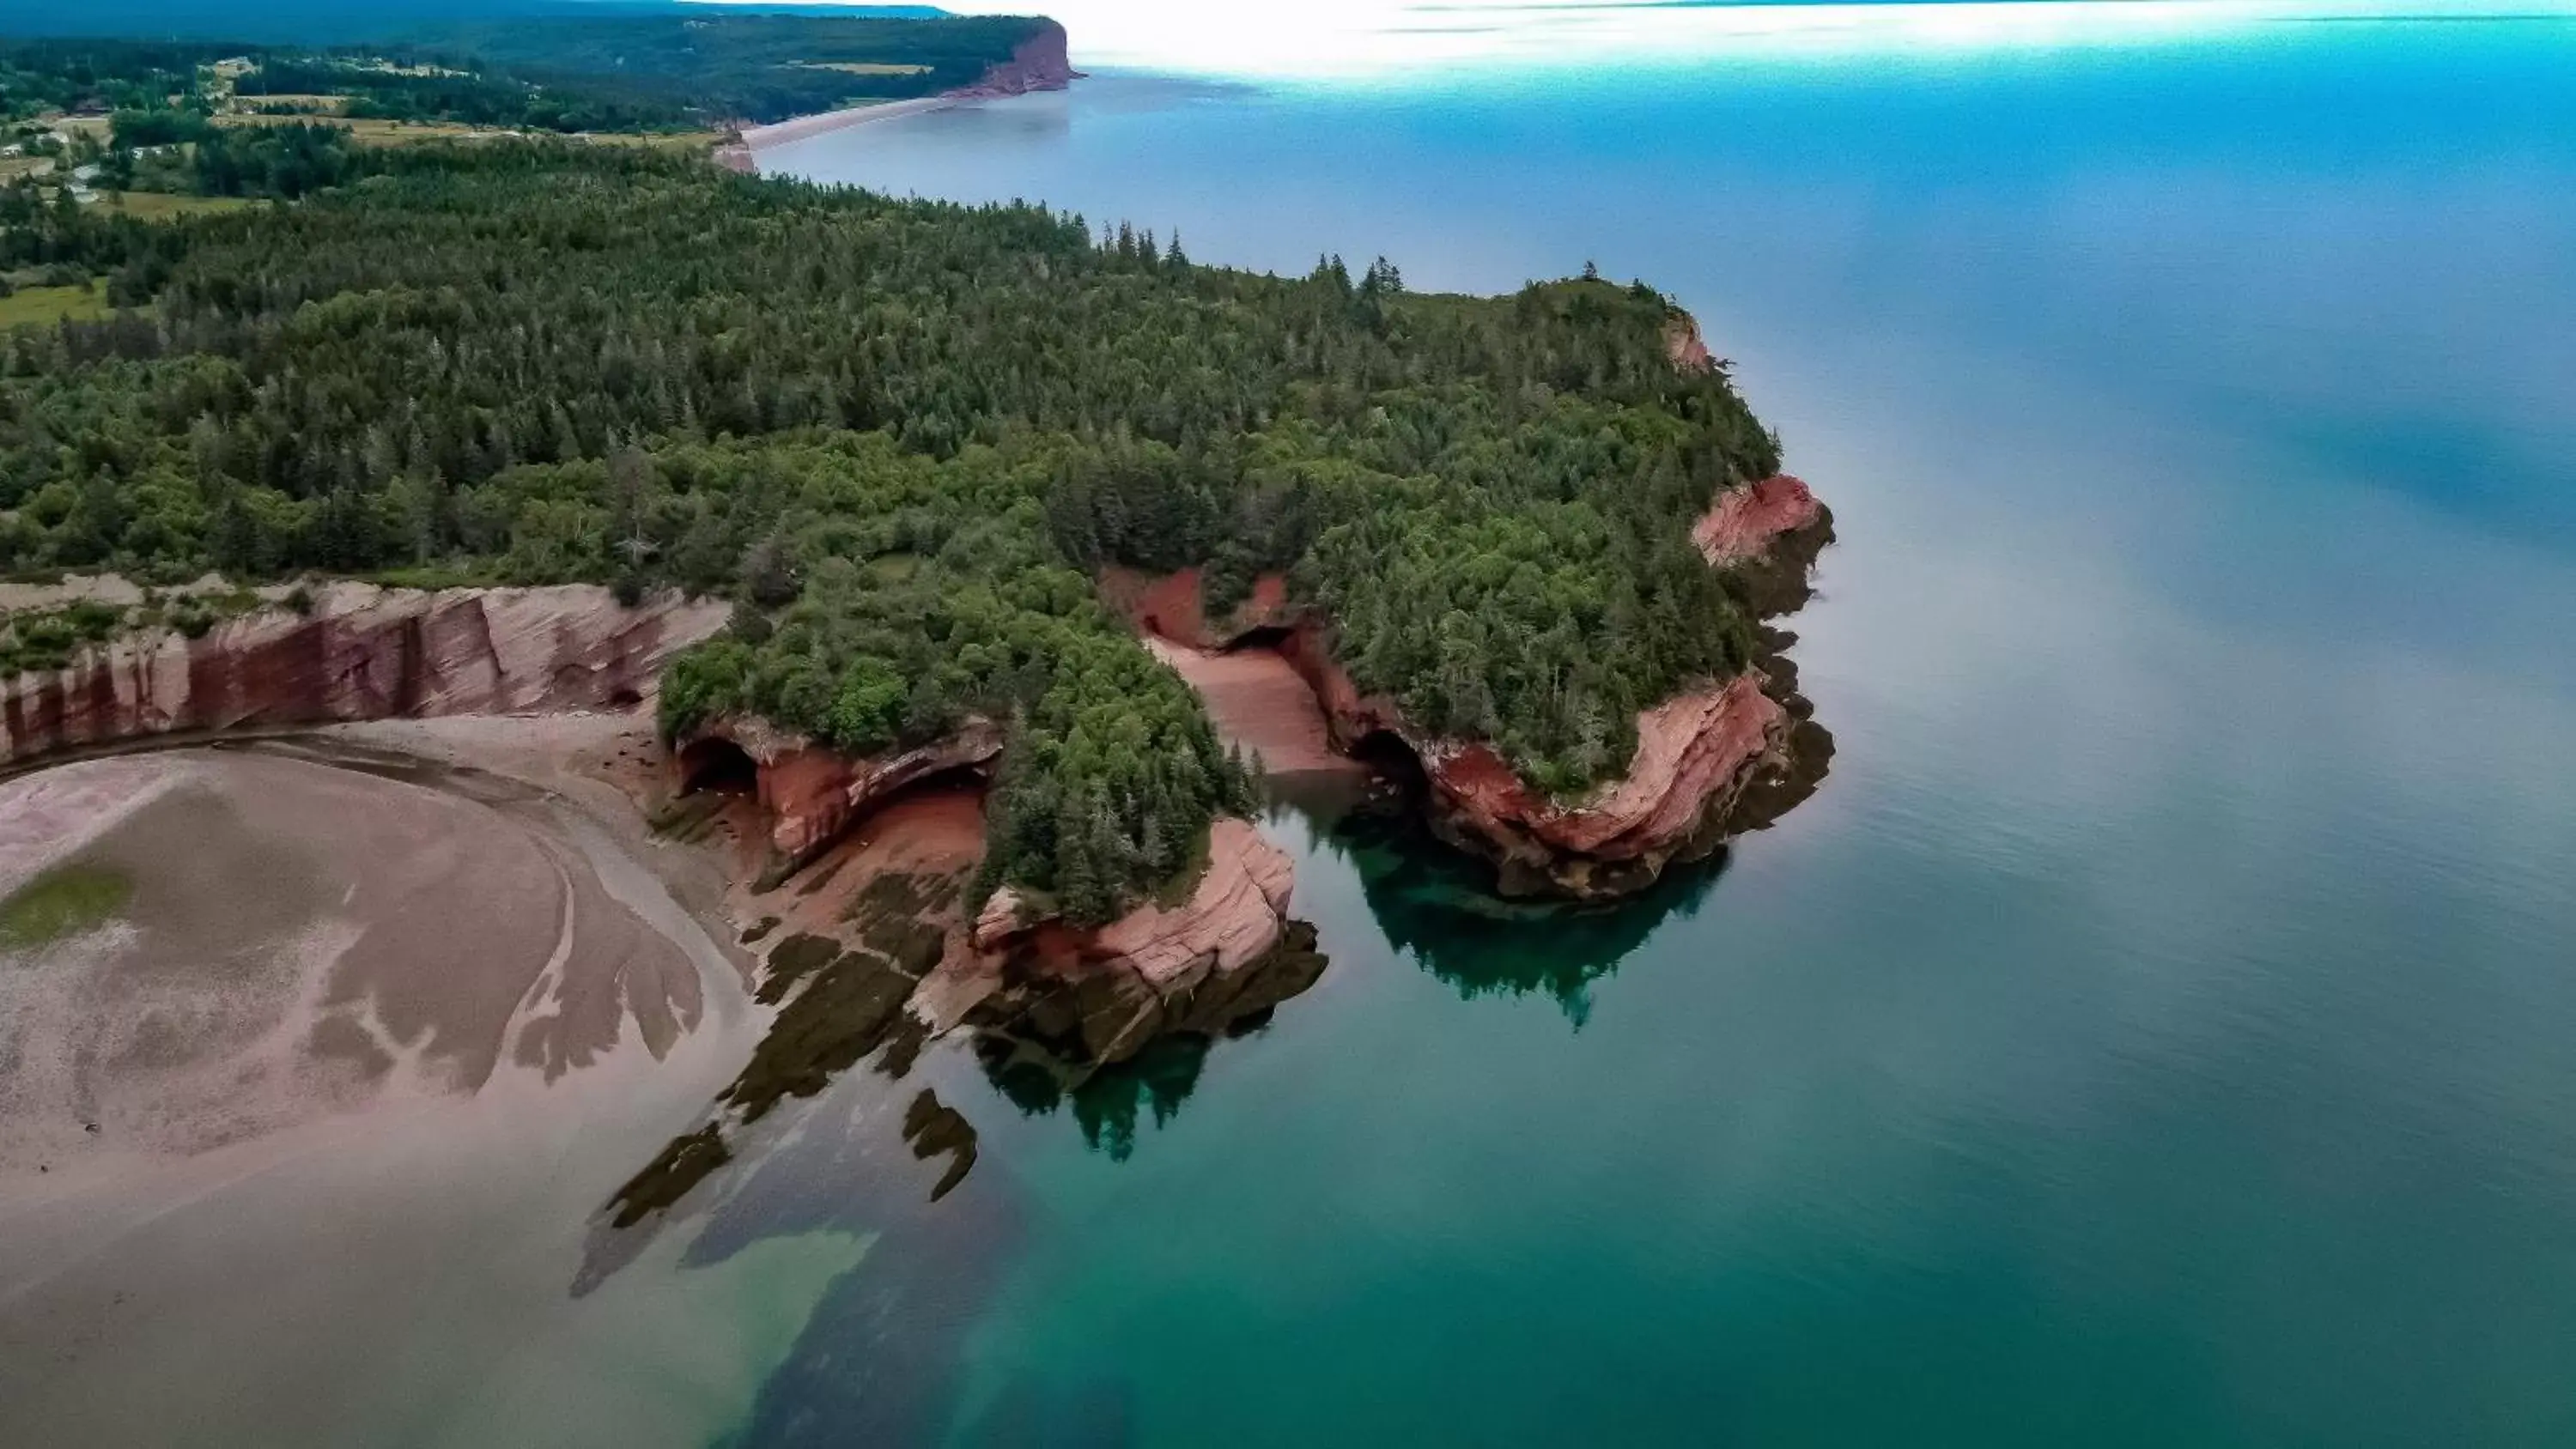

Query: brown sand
<box><xmin>0</xmin><ymin>712</ymin><xmax>788</xmax><ymax>1447</ymax></box>
<box><xmin>0</xmin><ymin>730</ymin><xmax>721</xmax><ymax>1174</ymax></box>
<box><xmin>1144</xmin><ymin>636</ymin><xmax>1357</xmax><ymax>777</ymax></box>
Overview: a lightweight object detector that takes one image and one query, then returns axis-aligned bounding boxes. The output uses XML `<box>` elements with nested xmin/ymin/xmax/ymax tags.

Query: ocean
<box><xmin>7</xmin><ymin>7</ymin><xmax>2573</xmax><ymax>1446</ymax></box>
<box><xmin>748</xmin><ymin>9</ymin><xmax>2576</xmax><ymax>1445</ymax></box>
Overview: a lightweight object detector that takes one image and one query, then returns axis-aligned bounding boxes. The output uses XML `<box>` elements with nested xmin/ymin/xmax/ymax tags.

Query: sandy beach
<box><xmin>0</xmin><ymin>731</ymin><xmax>735</xmax><ymax>1181</ymax></box>
<box><xmin>740</xmin><ymin>94</ymin><xmax>958</xmax><ymax>151</ymax></box>
<box><xmin>1142</xmin><ymin>634</ymin><xmax>1358</xmax><ymax>778</ymax></box>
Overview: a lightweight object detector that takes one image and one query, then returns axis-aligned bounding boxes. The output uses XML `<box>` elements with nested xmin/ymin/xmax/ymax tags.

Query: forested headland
<box><xmin>0</xmin><ymin>132</ymin><xmax>1783</xmax><ymax>924</ymax></box>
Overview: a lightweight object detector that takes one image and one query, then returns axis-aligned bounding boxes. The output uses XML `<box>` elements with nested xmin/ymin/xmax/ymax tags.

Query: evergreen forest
<box><xmin>0</xmin><ymin>136</ymin><xmax>1783</xmax><ymax>921</ymax></box>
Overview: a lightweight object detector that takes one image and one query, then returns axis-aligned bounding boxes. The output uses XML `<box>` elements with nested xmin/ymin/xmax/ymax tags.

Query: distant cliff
<box><xmin>950</xmin><ymin>18</ymin><xmax>1083</xmax><ymax>97</ymax></box>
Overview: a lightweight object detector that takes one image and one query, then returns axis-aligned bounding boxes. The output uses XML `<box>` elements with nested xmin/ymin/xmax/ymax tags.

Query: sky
<box><xmin>888</xmin><ymin>0</ymin><xmax>2576</xmax><ymax>75</ymax></box>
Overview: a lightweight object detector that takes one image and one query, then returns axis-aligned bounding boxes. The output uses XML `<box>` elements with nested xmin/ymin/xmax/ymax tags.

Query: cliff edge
<box><xmin>967</xmin><ymin>818</ymin><xmax>1311</xmax><ymax>1063</ymax></box>
<box><xmin>1114</xmin><ymin>470</ymin><xmax>1832</xmax><ymax>900</ymax></box>
<box><xmin>951</xmin><ymin>19</ymin><xmax>1083</xmax><ymax>98</ymax></box>
<box><xmin>1</xmin><ymin>584</ymin><xmax>726</xmax><ymax>768</ymax></box>
<box><xmin>674</xmin><ymin>712</ymin><xmax>1007</xmax><ymax>877</ymax></box>
<box><xmin>668</xmin><ymin>715</ymin><xmax>1307</xmax><ymax>1064</ymax></box>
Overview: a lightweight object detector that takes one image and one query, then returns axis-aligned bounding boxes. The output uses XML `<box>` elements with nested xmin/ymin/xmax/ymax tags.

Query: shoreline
<box><xmin>738</xmin><ymin>94</ymin><xmax>962</xmax><ymax>152</ymax></box>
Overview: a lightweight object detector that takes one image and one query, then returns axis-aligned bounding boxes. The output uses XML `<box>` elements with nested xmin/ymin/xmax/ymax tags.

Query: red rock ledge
<box><xmin>671</xmin><ymin>714</ymin><xmax>1309</xmax><ymax>1064</ymax></box>
<box><xmin>965</xmin><ymin>818</ymin><xmax>1307</xmax><ymax>1062</ymax></box>
<box><xmin>671</xmin><ymin>713</ymin><xmax>1307</xmax><ymax>1063</ymax></box>
<box><xmin>1273</xmin><ymin>621</ymin><xmax>1801</xmax><ymax>899</ymax></box>
<box><xmin>1</xmin><ymin>583</ymin><xmax>727</xmax><ymax>768</ymax></box>
<box><xmin>1695</xmin><ymin>474</ymin><xmax>1822</xmax><ymax>564</ymax></box>
<box><xmin>1111</xmin><ymin>473</ymin><xmax>1830</xmax><ymax>899</ymax></box>
<box><xmin>673</xmin><ymin>713</ymin><xmax>1007</xmax><ymax>876</ymax></box>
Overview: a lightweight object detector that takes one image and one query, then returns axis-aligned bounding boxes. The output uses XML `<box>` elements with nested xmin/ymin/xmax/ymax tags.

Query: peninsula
<box><xmin>1</xmin><ymin>12</ymin><xmax>1833</xmax><ymax>1214</ymax></box>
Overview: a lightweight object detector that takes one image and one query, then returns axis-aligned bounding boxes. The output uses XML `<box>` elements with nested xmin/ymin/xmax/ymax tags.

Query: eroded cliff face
<box><xmin>1111</xmin><ymin>464</ymin><xmax>1832</xmax><ymax>900</ymax></box>
<box><xmin>952</xmin><ymin>20</ymin><xmax>1084</xmax><ymax>98</ymax></box>
<box><xmin>675</xmin><ymin>713</ymin><xmax>1007</xmax><ymax>877</ymax></box>
<box><xmin>1273</xmin><ymin>621</ymin><xmax>1803</xmax><ymax>898</ymax></box>
<box><xmin>1419</xmin><ymin>676</ymin><xmax>1792</xmax><ymax>897</ymax></box>
<box><xmin>1695</xmin><ymin>474</ymin><xmax>1822</xmax><ymax>565</ymax></box>
<box><xmin>0</xmin><ymin>584</ymin><xmax>727</xmax><ymax>768</ymax></box>
<box><xmin>667</xmin><ymin>710</ymin><xmax>1307</xmax><ymax>1064</ymax></box>
<box><xmin>1698</xmin><ymin>473</ymin><xmax>1836</xmax><ymax>617</ymax></box>
<box><xmin>1666</xmin><ymin>313</ymin><xmax>1719</xmax><ymax>373</ymax></box>
<box><xmin>964</xmin><ymin>818</ymin><xmax>1310</xmax><ymax>1063</ymax></box>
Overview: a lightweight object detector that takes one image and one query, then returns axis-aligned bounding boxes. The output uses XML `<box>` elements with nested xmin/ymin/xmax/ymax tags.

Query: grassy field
<box><xmin>210</xmin><ymin>114</ymin><xmax>726</xmax><ymax>153</ymax></box>
<box><xmin>230</xmin><ymin>93</ymin><xmax>350</xmax><ymax>115</ymax></box>
<box><xmin>0</xmin><ymin>284</ymin><xmax>115</xmax><ymax>328</ymax></box>
<box><xmin>212</xmin><ymin>113</ymin><xmax>514</xmax><ymax>142</ymax></box>
<box><xmin>606</xmin><ymin>129</ymin><xmax>732</xmax><ymax>155</ymax></box>
<box><xmin>91</xmin><ymin>191</ymin><xmax>259</xmax><ymax>221</ymax></box>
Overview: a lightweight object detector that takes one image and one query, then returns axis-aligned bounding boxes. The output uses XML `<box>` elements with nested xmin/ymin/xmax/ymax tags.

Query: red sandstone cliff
<box><xmin>1696</xmin><ymin>474</ymin><xmax>1821</xmax><ymax>564</ymax></box>
<box><xmin>951</xmin><ymin>20</ymin><xmax>1084</xmax><ymax>99</ymax></box>
<box><xmin>675</xmin><ymin>713</ymin><xmax>1006</xmax><ymax>876</ymax></box>
<box><xmin>671</xmin><ymin>709</ymin><xmax>1309</xmax><ymax>1064</ymax></box>
<box><xmin>1698</xmin><ymin>474</ymin><xmax>1836</xmax><ymax>618</ymax></box>
<box><xmin>1419</xmin><ymin>676</ymin><xmax>1791</xmax><ymax>897</ymax></box>
<box><xmin>0</xmin><ymin>584</ymin><xmax>727</xmax><ymax>768</ymax></box>
<box><xmin>965</xmin><ymin>818</ymin><xmax>1309</xmax><ymax>1062</ymax></box>
<box><xmin>1378</xmin><ymin>464</ymin><xmax>1832</xmax><ymax>895</ymax></box>
<box><xmin>1108</xmin><ymin>468</ymin><xmax>1832</xmax><ymax>899</ymax></box>
<box><xmin>1272</xmin><ymin>621</ymin><xmax>1801</xmax><ymax>898</ymax></box>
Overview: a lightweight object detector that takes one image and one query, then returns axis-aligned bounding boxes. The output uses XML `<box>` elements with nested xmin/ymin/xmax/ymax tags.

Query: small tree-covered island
<box><xmin>0</xmin><ymin>12</ymin><xmax>1832</xmax><ymax>1216</ymax></box>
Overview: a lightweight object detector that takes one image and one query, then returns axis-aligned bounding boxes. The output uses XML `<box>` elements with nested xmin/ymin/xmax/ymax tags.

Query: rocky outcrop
<box><xmin>1417</xmin><ymin>676</ymin><xmax>1793</xmax><ymax>897</ymax></box>
<box><xmin>0</xmin><ymin>583</ymin><xmax>726</xmax><ymax>768</ymax></box>
<box><xmin>674</xmin><ymin>714</ymin><xmax>1005</xmax><ymax>876</ymax></box>
<box><xmin>1253</xmin><ymin>462</ymin><xmax>1830</xmax><ymax>898</ymax></box>
<box><xmin>1102</xmin><ymin>535</ymin><xmax>1823</xmax><ymax>900</ymax></box>
<box><xmin>1274</xmin><ymin>623</ymin><xmax>1799</xmax><ymax>897</ymax></box>
<box><xmin>951</xmin><ymin>20</ymin><xmax>1084</xmax><ymax>99</ymax></box>
<box><xmin>1695</xmin><ymin>474</ymin><xmax>1822</xmax><ymax>565</ymax></box>
<box><xmin>966</xmin><ymin>818</ymin><xmax>1313</xmax><ymax>1062</ymax></box>
<box><xmin>605</xmin><ymin>809</ymin><xmax>1322</xmax><ymax>1231</ymax></box>
<box><xmin>673</xmin><ymin>712</ymin><xmax>1312</xmax><ymax>1067</ymax></box>
<box><xmin>1090</xmin><ymin>312</ymin><xmax>1829</xmax><ymax>900</ymax></box>
<box><xmin>1698</xmin><ymin>474</ymin><xmax>1835</xmax><ymax>617</ymax></box>
<box><xmin>1666</xmin><ymin>313</ymin><xmax>1719</xmax><ymax>373</ymax></box>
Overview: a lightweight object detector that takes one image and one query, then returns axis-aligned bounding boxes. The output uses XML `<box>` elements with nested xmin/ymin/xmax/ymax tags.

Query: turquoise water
<box><xmin>17</xmin><ymin>12</ymin><xmax>2570</xmax><ymax>1447</ymax></box>
<box><xmin>739</xmin><ymin>15</ymin><xmax>2576</xmax><ymax>1446</ymax></box>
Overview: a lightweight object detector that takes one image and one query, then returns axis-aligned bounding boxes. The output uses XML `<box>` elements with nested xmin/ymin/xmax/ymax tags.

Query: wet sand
<box><xmin>1143</xmin><ymin>636</ymin><xmax>1358</xmax><ymax>778</ymax></box>
<box><xmin>0</xmin><ymin>705</ymin><xmax>1312</xmax><ymax>1445</ymax></box>
<box><xmin>0</xmin><ymin>742</ymin><xmax>718</xmax><ymax>1179</ymax></box>
<box><xmin>0</xmin><ymin>718</ymin><xmax>786</xmax><ymax>1445</ymax></box>
<box><xmin>728</xmin><ymin>785</ymin><xmax>987</xmax><ymax>947</ymax></box>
